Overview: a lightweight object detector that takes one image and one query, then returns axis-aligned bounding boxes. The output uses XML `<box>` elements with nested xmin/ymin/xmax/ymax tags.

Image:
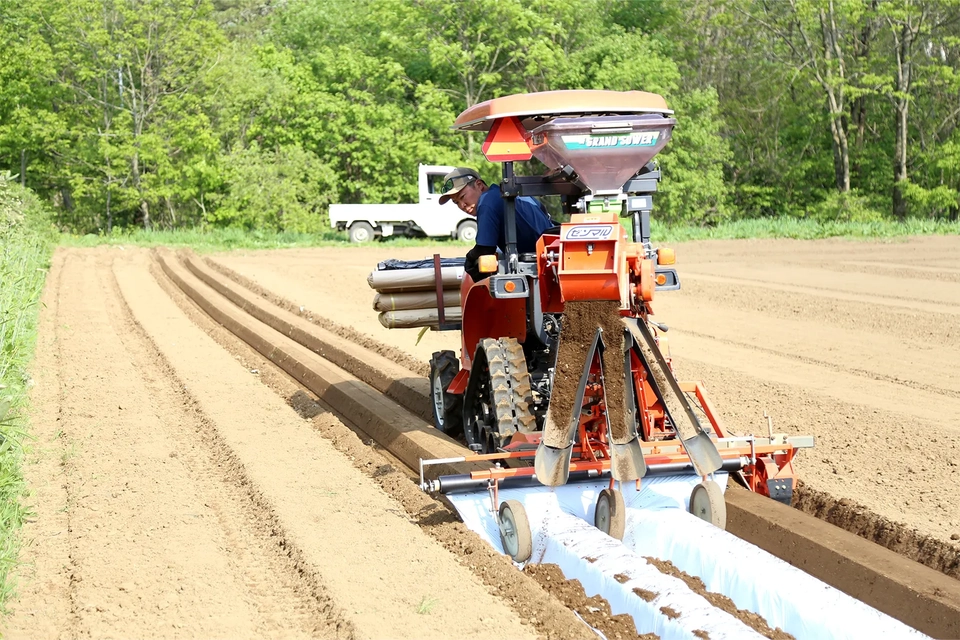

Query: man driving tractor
<box><xmin>438</xmin><ymin>167</ymin><xmax>555</xmax><ymax>281</ymax></box>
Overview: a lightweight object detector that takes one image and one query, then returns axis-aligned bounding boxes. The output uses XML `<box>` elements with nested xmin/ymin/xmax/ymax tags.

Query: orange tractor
<box><xmin>424</xmin><ymin>90</ymin><xmax>812</xmax><ymax>561</ymax></box>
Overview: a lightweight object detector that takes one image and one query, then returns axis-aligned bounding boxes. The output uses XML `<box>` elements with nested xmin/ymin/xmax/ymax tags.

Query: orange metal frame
<box><xmin>460</xmin><ymin>380</ymin><xmax>799</xmax><ymax>503</ymax></box>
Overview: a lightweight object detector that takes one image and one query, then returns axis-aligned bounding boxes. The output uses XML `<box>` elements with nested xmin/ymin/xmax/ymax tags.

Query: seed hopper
<box><xmin>419</xmin><ymin>90</ymin><xmax>813</xmax><ymax>561</ymax></box>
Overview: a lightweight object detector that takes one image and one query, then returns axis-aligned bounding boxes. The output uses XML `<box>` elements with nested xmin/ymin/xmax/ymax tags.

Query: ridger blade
<box><xmin>535</xmin><ymin>327</ymin><xmax>604</xmax><ymax>486</ymax></box>
<box><xmin>533</xmin><ymin>442</ymin><xmax>573</xmax><ymax>487</ymax></box>
<box><xmin>624</xmin><ymin>318</ymin><xmax>723</xmax><ymax>476</ymax></box>
<box><xmin>608</xmin><ymin>438</ymin><xmax>646</xmax><ymax>482</ymax></box>
<box><xmin>609</xmin><ymin>326</ymin><xmax>647</xmax><ymax>482</ymax></box>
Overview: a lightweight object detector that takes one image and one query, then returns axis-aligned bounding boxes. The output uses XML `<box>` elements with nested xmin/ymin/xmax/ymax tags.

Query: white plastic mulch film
<box><xmin>445</xmin><ymin>474</ymin><xmax>930</xmax><ymax>640</ymax></box>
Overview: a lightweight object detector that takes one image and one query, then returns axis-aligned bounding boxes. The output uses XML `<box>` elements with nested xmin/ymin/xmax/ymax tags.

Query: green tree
<box><xmin>0</xmin><ymin>0</ymin><xmax>66</xmax><ymax>199</ymax></box>
<box><xmin>208</xmin><ymin>142</ymin><xmax>337</xmax><ymax>231</ymax></box>
<box><xmin>21</xmin><ymin>0</ymin><xmax>226</xmax><ymax>231</ymax></box>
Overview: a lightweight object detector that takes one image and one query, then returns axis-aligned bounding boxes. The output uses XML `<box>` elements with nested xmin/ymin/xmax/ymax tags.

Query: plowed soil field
<box><xmin>208</xmin><ymin>236</ymin><xmax>960</xmax><ymax>547</ymax></box>
<box><xmin>6</xmin><ymin>235</ymin><xmax>960</xmax><ymax>639</ymax></box>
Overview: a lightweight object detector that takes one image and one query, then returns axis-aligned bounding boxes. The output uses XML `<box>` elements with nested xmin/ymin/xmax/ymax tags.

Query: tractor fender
<box><xmin>459</xmin><ymin>275</ymin><xmax>527</xmax><ymax>369</ymax></box>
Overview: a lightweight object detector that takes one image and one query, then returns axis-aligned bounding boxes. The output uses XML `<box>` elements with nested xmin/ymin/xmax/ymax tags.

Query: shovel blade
<box><xmin>683</xmin><ymin>431</ymin><xmax>724</xmax><ymax>477</ymax></box>
<box><xmin>609</xmin><ymin>436</ymin><xmax>647</xmax><ymax>482</ymax></box>
<box><xmin>534</xmin><ymin>442</ymin><xmax>573</xmax><ymax>487</ymax></box>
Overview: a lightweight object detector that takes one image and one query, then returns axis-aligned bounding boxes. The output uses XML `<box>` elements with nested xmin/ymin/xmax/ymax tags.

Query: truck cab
<box><xmin>329</xmin><ymin>164</ymin><xmax>478</xmax><ymax>243</ymax></box>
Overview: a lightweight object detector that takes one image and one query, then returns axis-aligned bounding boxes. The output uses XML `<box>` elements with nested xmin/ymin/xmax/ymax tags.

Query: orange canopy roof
<box><xmin>453</xmin><ymin>90</ymin><xmax>671</xmax><ymax>132</ymax></box>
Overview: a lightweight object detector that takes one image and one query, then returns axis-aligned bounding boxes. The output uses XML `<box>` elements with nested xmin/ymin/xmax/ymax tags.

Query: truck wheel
<box><xmin>348</xmin><ymin>221</ymin><xmax>375</xmax><ymax>243</ymax></box>
<box><xmin>456</xmin><ymin>220</ymin><xmax>477</xmax><ymax>243</ymax></box>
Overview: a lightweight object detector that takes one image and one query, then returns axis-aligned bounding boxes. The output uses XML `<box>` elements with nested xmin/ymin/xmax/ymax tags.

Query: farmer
<box><xmin>439</xmin><ymin>167</ymin><xmax>555</xmax><ymax>281</ymax></box>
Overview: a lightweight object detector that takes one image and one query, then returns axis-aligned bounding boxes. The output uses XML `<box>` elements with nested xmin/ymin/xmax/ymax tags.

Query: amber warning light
<box><xmin>479</xmin><ymin>255</ymin><xmax>499</xmax><ymax>273</ymax></box>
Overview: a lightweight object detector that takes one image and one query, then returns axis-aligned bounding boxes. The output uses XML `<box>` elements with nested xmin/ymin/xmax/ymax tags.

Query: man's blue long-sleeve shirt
<box><xmin>475</xmin><ymin>184</ymin><xmax>554</xmax><ymax>253</ymax></box>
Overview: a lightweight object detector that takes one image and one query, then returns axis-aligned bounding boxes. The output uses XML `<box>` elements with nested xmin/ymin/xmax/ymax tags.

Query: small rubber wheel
<box><xmin>428</xmin><ymin>351</ymin><xmax>463</xmax><ymax>437</ymax></box>
<box><xmin>457</xmin><ymin>220</ymin><xmax>478</xmax><ymax>242</ymax></box>
<box><xmin>595</xmin><ymin>488</ymin><xmax>626</xmax><ymax>540</ymax></box>
<box><xmin>348</xmin><ymin>221</ymin><xmax>375</xmax><ymax>243</ymax></box>
<box><xmin>498</xmin><ymin>500</ymin><xmax>532</xmax><ymax>562</ymax></box>
<box><xmin>689</xmin><ymin>480</ymin><xmax>726</xmax><ymax>529</ymax></box>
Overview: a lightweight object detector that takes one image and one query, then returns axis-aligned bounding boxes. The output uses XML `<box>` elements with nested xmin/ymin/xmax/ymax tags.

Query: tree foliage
<box><xmin>2</xmin><ymin>0</ymin><xmax>960</xmax><ymax>231</ymax></box>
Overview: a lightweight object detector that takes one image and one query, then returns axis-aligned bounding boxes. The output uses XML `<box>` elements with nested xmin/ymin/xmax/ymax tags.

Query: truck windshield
<box><xmin>427</xmin><ymin>174</ymin><xmax>445</xmax><ymax>194</ymax></box>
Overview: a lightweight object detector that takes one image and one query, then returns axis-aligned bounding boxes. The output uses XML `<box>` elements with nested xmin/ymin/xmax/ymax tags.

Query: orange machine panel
<box><xmin>555</xmin><ymin>216</ymin><xmax>626</xmax><ymax>305</ymax></box>
<box><xmin>536</xmin><ymin>234</ymin><xmax>565</xmax><ymax>314</ymax></box>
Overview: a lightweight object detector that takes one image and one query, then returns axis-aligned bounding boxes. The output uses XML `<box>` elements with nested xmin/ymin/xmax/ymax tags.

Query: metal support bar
<box><xmin>501</xmin><ymin>162</ymin><xmax>519</xmax><ymax>274</ymax></box>
<box><xmin>433</xmin><ymin>253</ymin><xmax>446</xmax><ymax>327</ymax></box>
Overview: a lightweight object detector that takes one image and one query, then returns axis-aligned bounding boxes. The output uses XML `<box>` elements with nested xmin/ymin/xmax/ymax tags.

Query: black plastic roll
<box><xmin>435</xmin><ymin>470</ymin><xmax>600</xmax><ymax>495</ymax></box>
<box><xmin>433</xmin><ymin>458</ymin><xmax>744</xmax><ymax>495</ymax></box>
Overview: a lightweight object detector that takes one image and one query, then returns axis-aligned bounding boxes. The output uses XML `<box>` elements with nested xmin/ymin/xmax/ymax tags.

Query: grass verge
<box><xmin>59</xmin><ymin>216</ymin><xmax>959</xmax><ymax>253</ymax></box>
<box><xmin>653</xmin><ymin>216</ymin><xmax>960</xmax><ymax>242</ymax></box>
<box><xmin>59</xmin><ymin>226</ymin><xmax>470</xmax><ymax>252</ymax></box>
<box><xmin>0</xmin><ymin>177</ymin><xmax>56</xmax><ymax>614</ymax></box>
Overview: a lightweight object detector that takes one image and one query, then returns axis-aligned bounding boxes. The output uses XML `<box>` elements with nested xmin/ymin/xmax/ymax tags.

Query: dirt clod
<box><xmin>633</xmin><ymin>587</ymin><xmax>657</xmax><ymax>602</ymax></box>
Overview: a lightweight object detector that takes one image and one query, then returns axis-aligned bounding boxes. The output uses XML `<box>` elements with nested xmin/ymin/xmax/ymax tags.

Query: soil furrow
<box><xmin>682</xmin><ymin>272</ymin><xmax>960</xmax><ymax>316</ymax></box>
<box><xmin>11</xmin><ymin>250</ymin><xmax>277</xmax><ymax>638</ymax></box>
<box><xmin>105</xmin><ymin>251</ymin><xmax>346</xmax><ymax>638</ymax></box>
<box><xmin>674</xmin><ymin>327</ymin><xmax>960</xmax><ymax>401</ymax></box>
<box><xmin>7</xmin><ymin>250</ymin><xmax>76</xmax><ymax>638</ymax></box>
<box><xmin>14</xmin><ymin>236</ymin><xmax>960</xmax><ymax>639</ymax></box>
<box><xmin>149</xmin><ymin>251</ymin><xmax>609</xmax><ymax>639</ymax></box>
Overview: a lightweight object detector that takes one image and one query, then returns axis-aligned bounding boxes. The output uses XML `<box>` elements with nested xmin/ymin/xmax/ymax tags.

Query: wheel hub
<box><xmin>432</xmin><ymin>372</ymin><xmax>445</xmax><ymax>428</ymax></box>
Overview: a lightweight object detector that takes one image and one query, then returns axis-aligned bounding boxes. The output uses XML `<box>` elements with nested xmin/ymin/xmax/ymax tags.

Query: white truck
<box><xmin>329</xmin><ymin>164</ymin><xmax>478</xmax><ymax>243</ymax></box>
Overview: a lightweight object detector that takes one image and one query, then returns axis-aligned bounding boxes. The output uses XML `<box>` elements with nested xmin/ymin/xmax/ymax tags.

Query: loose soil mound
<box><xmin>545</xmin><ymin>300</ymin><xmax>627</xmax><ymax>444</ymax></box>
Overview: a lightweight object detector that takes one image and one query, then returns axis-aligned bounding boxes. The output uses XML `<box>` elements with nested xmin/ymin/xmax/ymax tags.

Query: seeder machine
<box><xmin>417</xmin><ymin>90</ymin><xmax>813</xmax><ymax>562</ymax></box>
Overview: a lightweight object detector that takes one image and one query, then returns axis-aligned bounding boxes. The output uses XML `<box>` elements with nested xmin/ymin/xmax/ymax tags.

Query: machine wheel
<box><xmin>462</xmin><ymin>338</ymin><xmax>536</xmax><ymax>453</ymax></box>
<box><xmin>456</xmin><ymin>220</ymin><xmax>478</xmax><ymax>243</ymax></box>
<box><xmin>428</xmin><ymin>350</ymin><xmax>463</xmax><ymax>437</ymax></box>
<box><xmin>595</xmin><ymin>488</ymin><xmax>626</xmax><ymax>540</ymax></box>
<box><xmin>689</xmin><ymin>480</ymin><xmax>726</xmax><ymax>529</ymax></box>
<box><xmin>498</xmin><ymin>499</ymin><xmax>533</xmax><ymax>562</ymax></box>
<box><xmin>348</xmin><ymin>221</ymin><xmax>375</xmax><ymax>243</ymax></box>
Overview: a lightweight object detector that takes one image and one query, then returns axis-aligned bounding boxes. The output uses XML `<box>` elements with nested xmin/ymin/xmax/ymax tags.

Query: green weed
<box><xmin>416</xmin><ymin>595</ymin><xmax>439</xmax><ymax>614</ymax></box>
<box><xmin>0</xmin><ymin>177</ymin><xmax>55</xmax><ymax>614</ymax></box>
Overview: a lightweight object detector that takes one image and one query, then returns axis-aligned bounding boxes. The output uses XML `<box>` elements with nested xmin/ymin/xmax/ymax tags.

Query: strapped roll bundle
<box><xmin>368</xmin><ymin>256</ymin><xmax>464</xmax><ymax>330</ymax></box>
<box><xmin>373</xmin><ymin>290</ymin><xmax>461</xmax><ymax>312</ymax></box>
<box><xmin>378</xmin><ymin>307</ymin><xmax>463</xmax><ymax>329</ymax></box>
<box><xmin>367</xmin><ymin>266</ymin><xmax>465</xmax><ymax>292</ymax></box>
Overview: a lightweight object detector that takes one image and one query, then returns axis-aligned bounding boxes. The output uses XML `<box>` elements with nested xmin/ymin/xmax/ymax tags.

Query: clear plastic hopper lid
<box><xmin>529</xmin><ymin>114</ymin><xmax>675</xmax><ymax>194</ymax></box>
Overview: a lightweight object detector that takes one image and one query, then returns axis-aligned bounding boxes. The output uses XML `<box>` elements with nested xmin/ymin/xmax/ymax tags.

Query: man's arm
<box><xmin>464</xmin><ymin>244</ymin><xmax>497</xmax><ymax>281</ymax></box>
